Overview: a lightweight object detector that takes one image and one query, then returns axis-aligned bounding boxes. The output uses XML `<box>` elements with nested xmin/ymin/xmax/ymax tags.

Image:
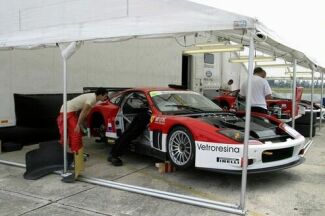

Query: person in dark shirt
<box><xmin>108</xmin><ymin>107</ymin><xmax>151</xmax><ymax>166</ymax></box>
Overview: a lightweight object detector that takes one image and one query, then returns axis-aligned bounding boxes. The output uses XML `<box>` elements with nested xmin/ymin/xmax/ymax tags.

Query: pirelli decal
<box><xmin>216</xmin><ymin>157</ymin><xmax>240</xmax><ymax>165</ymax></box>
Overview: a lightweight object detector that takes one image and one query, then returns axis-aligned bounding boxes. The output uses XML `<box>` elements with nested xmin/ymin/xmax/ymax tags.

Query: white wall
<box><xmin>0</xmin><ymin>38</ymin><xmax>183</xmax><ymax>127</ymax></box>
<box><xmin>190</xmin><ymin>52</ymin><xmax>248</xmax><ymax>93</ymax></box>
<box><xmin>0</xmin><ymin>36</ymin><xmax>250</xmax><ymax>127</ymax></box>
<box><xmin>221</xmin><ymin>52</ymin><xmax>248</xmax><ymax>90</ymax></box>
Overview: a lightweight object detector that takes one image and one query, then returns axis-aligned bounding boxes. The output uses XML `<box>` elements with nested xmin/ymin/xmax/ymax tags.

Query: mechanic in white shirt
<box><xmin>239</xmin><ymin>67</ymin><xmax>272</xmax><ymax>114</ymax></box>
<box><xmin>57</xmin><ymin>88</ymin><xmax>108</xmax><ymax>153</ymax></box>
<box><xmin>57</xmin><ymin>88</ymin><xmax>108</xmax><ymax>182</ymax></box>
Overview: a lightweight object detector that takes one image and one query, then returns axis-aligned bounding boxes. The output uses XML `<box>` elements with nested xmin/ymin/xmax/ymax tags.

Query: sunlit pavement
<box><xmin>0</xmin><ymin>127</ymin><xmax>324</xmax><ymax>216</ymax></box>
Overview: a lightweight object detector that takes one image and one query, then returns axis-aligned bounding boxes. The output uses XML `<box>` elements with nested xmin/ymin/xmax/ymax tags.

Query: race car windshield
<box><xmin>150</xmin><ymin>91</ymin><xmax>223</xmax><ymax>113</ymax></box>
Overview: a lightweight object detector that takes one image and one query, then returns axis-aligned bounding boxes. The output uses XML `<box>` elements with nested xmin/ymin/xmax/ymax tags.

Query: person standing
<box><xmin>57</xmin><ymin>87</ymin><xmax>108</xmax><ymax>182</ymax></box>
<box><xmin>239</xmin><ymin>67</ymin><xmax>272</xmax><ymax>114</ymax></box>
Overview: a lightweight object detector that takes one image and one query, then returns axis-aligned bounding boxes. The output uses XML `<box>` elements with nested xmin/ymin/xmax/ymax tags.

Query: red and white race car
<box><xmin>87</xmin><ymin>87</ymin><xmax>307</xmax><ymax>173</ymax></box>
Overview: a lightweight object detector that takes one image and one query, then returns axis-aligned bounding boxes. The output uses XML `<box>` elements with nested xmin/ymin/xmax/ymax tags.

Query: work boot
<box><xmin>107</xmin><ymin>155</ymin><xmax>123</xmax><ymax>166</ymax></box>
<box><xmin>61</xmin><ymin>171</ymin><xmax>75</xmax><ymax>183</ymax></box>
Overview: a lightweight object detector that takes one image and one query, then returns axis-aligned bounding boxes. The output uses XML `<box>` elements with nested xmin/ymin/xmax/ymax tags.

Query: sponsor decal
<box><xmin>216</xmin><ymin>157</ymin><xmax>240</xmax><ymax>165</ymax></box>
<box><xmin>205</xmin><ymin>70</ymin><xmax>213</xmax><ymax>78</ymax></box>
<box><xmin>195</xmin><ymin>142</ymin><xmax>242</xmax><ymax>169</ymax></box>
<box><xmin>234</xmin><ymin>20</ymin><xmax>247</xmax><ymax>29</ymax></box>
<box><xmin>154</xmin><ymin>116</ymin><xmax>166</xmax><ymax>125</ymax></box>
<box><xmin>197</xmin><ymin>143</ymin><xmax>240</xmax><ymax>153</ymax></box>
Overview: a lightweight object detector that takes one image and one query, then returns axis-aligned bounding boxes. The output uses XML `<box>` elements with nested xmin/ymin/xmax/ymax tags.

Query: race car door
<box><xmin>115</xmin><ymin>91</ymin><xmax>151</xmax><ymax>145</ymax></box>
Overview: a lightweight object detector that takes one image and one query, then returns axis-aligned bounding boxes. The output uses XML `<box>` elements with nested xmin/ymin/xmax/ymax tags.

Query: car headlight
<box><xmin>218</xmin><ymin>129</ymin><xmax>245</xmax><ymax>142</ymax></box>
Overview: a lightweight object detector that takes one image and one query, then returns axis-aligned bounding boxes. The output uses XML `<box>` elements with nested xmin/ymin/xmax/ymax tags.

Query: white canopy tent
<box><xmin>0</xmin><ymin>0</ymin><xmax>324</xmax><ymax>72</ymax></box>
<box><xmin>0</xmin><ymin>0</ymin><xmax>322</xmax><ymax>215</ymax></box>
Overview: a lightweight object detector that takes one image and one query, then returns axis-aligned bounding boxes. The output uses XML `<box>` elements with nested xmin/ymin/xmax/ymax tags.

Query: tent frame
<box><xmin>0</xmin><ymin>28</ymin><xmax>322</xmax><ymax>216</ymax></box>
<box><xmin>55</xmin><ymin>30</ymin><xmax>258</xmax><ymax>215</ymax></box>
<box><xmin>0</xmin><ymin>2</ymin><xmax>323</xmax><ymax>213</ymax></box>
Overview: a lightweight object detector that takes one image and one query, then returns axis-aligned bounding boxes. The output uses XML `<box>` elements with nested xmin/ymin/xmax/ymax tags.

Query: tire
<box><xmin>97</xmin><ymin>123</ymin><xmax>108</xmax><ymax>143</ymax></box>
<box><xmin>91</xmin><ymin>113</ymin><xmax>107</xmax><ymax>143</ymax></box>
<box><xmin>167</xmin><ymin>126</ymin><xmax>195</xmax><ymax>170</ymax></box>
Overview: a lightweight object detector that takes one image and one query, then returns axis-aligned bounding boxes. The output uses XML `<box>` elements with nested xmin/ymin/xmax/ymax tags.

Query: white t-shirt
<box><xmin>60</xmin><ymin>93</ymin><xmax>96</xmax><ymax>112</ymax></box>
<box><xmin>240</xmin><ymin>75</ymin><xmax>272</xmax><ymax>109</ymax></box>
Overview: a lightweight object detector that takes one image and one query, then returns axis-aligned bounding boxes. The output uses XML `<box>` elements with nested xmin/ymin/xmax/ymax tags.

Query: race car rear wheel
<box><xmin>98</xmin><ymin>123</ymin><xmax>107</xmax><ymax>142</ymax></box>
<box><xmin>167</xmin><ymin>126</ymin><xmax>195</xmax><ymax>170</ymax></box>
<box><xmin>91</xmin><ymin>113</ymin><xmax>107</xmax><ymax>143</ymax></box>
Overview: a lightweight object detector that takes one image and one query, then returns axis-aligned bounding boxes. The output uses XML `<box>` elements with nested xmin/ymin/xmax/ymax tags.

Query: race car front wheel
<box><xmin>167</xmin><ymin>126</ymin><xmax>195</xmax><ymax>170</ymax></box>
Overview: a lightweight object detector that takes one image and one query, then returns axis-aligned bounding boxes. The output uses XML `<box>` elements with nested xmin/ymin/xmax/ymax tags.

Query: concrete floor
<box><xmin>0</xmin><ymin>127</ymin><xmax>325</xmax><ymax>216</ymax></box>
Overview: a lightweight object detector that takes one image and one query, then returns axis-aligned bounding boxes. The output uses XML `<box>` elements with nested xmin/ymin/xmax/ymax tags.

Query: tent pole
<box><xmin>240</xmin><ymin>30</ymin><xmax>255</xmax><ymax>210</ymax></box>
<box><xmin>63</xmin><ymin>58</ymin><xmax>68</xmax><ymax>173</ymax></box>
<box><xmin>59</xmin><ymin>41</ymin><xmax>82</xmax><ymax>174</ymax></box>
<box><xmin>319</xmin><ymin>70</ymin><xmax>324</xmax><ymax>129</ymax></box>
<box><xmin>291</xmin><ymin>59</ymin><xmax>297</xmax><ymax>129</ymax></box>
<box><xmin>310</xmin><ymin>67</ymin><xmax>315</xmax><ymax>139</ymax></box>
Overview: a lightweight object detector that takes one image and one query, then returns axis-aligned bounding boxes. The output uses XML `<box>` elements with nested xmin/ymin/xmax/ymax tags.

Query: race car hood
<box><xmin>198</xmin><ymin>114</ymin><xmax>290</xmax><ymax>142</ymax></box>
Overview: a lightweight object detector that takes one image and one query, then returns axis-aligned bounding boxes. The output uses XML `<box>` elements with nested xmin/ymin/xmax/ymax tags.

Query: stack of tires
<box><xmin>293</xmin><ymin>112</ymin><xmax>317</xmax><ymax>137</ymax></box>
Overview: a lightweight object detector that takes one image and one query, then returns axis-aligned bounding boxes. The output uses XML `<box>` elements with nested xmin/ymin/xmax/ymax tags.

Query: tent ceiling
<box><xmin>0</xmin><ymin>0</ymin><xmax>323</xmax><ymax>72</ymax></box>
<box><xmin>0</xmin><ymin>0</ymin><xmax>255</xmax><ymax>47</ymax></box>
<box><xmin>213</xmin><ymin>29</ymin><xmax>313</xmax><ymax>71</ymax></box>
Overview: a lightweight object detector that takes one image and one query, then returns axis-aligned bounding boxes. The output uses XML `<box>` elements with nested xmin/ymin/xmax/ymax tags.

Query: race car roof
<box><xmin>0</xmin><ymin>0</ymin><xmax>323</xmax><ymax>72</ymax></box>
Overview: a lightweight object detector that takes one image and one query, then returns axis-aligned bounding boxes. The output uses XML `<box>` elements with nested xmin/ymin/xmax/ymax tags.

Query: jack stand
<box><xmin>155</xmin><ymin>161</ymin><xmax>176</xmax><ymax>173</ymax></box>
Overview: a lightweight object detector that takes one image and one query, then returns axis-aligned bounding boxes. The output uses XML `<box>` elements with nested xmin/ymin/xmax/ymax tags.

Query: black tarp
<box><xmin>0</xmin><ymin>93</ymin><xmax>80</xmax><ymax>151</ymax></box>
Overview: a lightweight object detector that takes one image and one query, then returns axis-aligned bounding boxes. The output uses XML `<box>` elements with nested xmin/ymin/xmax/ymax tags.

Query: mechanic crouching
<box><xmin>108</xmin><ymin>104</ymin><xmax>151</xmax><ymax>166</ymax></box>
<box><xmin>57</xmin><ymin>88</ymin><xmax>108</xmax><ymax>182</ymax></box>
